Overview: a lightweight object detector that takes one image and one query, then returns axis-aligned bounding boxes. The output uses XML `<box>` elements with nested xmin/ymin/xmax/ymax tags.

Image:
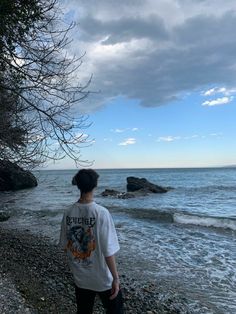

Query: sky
<box><xmin>49</xmin><ymin>0</ymin><xmax>236</xmax><ymax>169</ymax></box>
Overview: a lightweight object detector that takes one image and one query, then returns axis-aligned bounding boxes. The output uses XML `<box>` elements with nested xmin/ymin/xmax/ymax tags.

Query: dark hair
<box><xmin>72</xmin><ymin>169</ymin><xmax>99</xmax><ymax>193</ymax></box>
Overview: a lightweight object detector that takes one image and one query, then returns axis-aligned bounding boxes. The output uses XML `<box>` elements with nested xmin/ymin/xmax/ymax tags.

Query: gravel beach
<box><xmin>0</xmin><ymin>226</ymin><xmax>192</xmax><ymax>314</ymax></box>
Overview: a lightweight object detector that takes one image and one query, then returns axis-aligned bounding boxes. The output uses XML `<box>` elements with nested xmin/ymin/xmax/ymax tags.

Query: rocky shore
<box><xmin>0</xmin><ymin>160</ymin><xmax>37</xmax><ymax>191</ymax></box>
<box><xmin>0</xmin><ymin>227</ymin><xmax>192</xmax><ymax>314</ymax></box>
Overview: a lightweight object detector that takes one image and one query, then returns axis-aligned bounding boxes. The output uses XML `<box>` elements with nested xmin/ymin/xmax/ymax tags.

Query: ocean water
<box><xmin>1</xmin><ymin>168</ymin><xmax>236</xmax><ymax>313</ymax></box>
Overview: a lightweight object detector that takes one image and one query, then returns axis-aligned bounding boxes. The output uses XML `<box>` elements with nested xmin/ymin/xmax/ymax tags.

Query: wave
<box><xmin>7</xmin><ymin>202</ymin><xmax>236</xmax><ymax>232</ymax></box>
<box><xmin>111</xmin><ymin>207</ymin><xmax>236</xmax><ymax>231</ymax></box>
<box><xmin>173</xmin><ymin>213</ymin><xmax>236</xmax><ymax>231</ymax></box>
<box><xmin>110</xmin><ymin>206</ymin><xmax>174</xmax><ymax>223</ymax></box>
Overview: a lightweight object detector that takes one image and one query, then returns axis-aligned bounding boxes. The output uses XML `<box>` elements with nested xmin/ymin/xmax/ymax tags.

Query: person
<box><xmin>59</xmin><ymin>169</ymin><xmax>124</xmax><ymax>314</ymax></box>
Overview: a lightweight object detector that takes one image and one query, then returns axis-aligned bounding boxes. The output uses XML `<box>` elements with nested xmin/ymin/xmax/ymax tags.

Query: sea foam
<box><xmin>173</xmin><ymin>213</ymin><xmax>236</xmax><ymax>231</ymax></box>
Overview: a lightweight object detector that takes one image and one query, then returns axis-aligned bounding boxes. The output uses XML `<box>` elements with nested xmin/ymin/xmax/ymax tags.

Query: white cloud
<box><xmin>157</xmin><ymin>136</ymin><xmax>181</xmax><ymax>142</ymax></box>
<box><xmin>115</xmin><ymin>128</ymin><xmax>125</xmax><ymax>133</ymax></box>
<box><xmin>224</xmin><ymin>89</ymin><xmax>236</xmax><ymax>96</ymax></box>
<box><xmin>203</xmin><ymin>87</ymin><xmax>236</xmax><ymax>96</ymax></box>
<box><xmin>209</xmin><ymin>132</ymin><xmax>223</xmax><ymax>137</ymax></box>
<box><xmin>157</xmin><ymin>133</ymin><xmax>222</xmax><ymax>142</ymax></box>
<box><xmin>203</xmin><ymin>87</ymin><xmax>217</xmax><ymax>96</ymax></box>
<box><xmin>118</xmin><ymin>138</ymin><xmax>136</xmax><ymax>146</ymax></box>
<box><xmin>111</xmin><ymin>127</ymin><xmax>139</xmax><ymax>133</ymax></box>
<box><xmin>202</xmin><ymin>96</ymin><xmax>233</xmax><ymax>106</ymax></box>
<box><xmin>11</xmin><ymin>56</ymin><xmax>25</xmax><ymax>67</ymax></box>
<box><xmin>182</xmin><ymin>134</ymin><xmax>199</xmax><ymax>140</ymax></box>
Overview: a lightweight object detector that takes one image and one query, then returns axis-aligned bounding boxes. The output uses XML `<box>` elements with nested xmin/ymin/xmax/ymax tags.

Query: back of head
<box><xmin>72</xmin><ymin>169</ymin><xmax>99</xmax><ymax>193</ymax></box>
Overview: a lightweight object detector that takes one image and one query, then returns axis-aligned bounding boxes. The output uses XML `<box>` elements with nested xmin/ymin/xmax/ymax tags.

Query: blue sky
<box><xmin>48</xmin><ymin>0</ymin><xmax>236</xmax><ymax>169</ymax></box>
<box><xmin>51</xmin><ymin>89</ymin><xmax>236</xmax><ymax>169</ymax></box>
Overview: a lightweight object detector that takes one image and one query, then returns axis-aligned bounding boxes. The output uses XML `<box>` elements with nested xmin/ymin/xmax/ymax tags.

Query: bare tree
<box><xmin>0</xmin><ymin>0</ymin><xmax>92</xmax><ymax>168</ymax></box>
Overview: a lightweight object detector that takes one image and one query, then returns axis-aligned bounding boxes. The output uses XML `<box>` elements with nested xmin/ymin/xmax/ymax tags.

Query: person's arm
<box><xmin>105</xmin><ymin>254</ymin><xmax>120</xmax><ymax>300</ymax></box>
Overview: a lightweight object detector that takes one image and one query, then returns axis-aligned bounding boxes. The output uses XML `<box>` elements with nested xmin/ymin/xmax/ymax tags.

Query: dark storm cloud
<box><xmin>64</xmin><ymin>1</ymin><xmax>236</xmax><ymax>111</ymax></box>
<box><xmin>79</xmin><ymin>15</ymin><xmax>168</xmax><ymax>44</ymax></box>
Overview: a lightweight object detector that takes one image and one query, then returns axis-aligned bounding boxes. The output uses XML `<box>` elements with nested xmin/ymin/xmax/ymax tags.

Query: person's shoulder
<box><xmin>94</xmin><ymin>202</ymin><xmax>110</xmax><ymax>216</ymax></box>
<box><xmin>63</xmin><ymin>202</ymin><xmax>78</xmax><ymax>215</ymax></box>
<box><xmin>68</xmin><ymin>202</ymin><xmax>79</xmax><ymax>209</ymax></box>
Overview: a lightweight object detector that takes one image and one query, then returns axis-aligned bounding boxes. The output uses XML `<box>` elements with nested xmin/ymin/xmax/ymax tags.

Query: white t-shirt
<box><xmin>59</xmin><ymin>201</ymin><xmax>120</xmax><ymax>291</ymax></box>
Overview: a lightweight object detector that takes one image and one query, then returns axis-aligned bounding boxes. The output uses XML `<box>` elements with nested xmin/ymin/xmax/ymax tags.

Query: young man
<box><xmin>59</xmin><ymin>169</ymin><xmax>124</xmax><ymax>314</ymax></box>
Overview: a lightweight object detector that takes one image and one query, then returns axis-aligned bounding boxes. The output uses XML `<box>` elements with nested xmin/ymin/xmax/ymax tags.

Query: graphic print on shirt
<box><xmin>66</xmin><ymin>222</ymin><xmax>96</xmax><ymax>264</ymax></box>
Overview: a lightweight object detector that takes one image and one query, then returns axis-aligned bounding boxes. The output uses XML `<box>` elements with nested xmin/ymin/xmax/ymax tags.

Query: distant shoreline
<box><xmin>36</xmin><ymin>165</ymin><xmax>236</xmax><ymax>171</ymax></box>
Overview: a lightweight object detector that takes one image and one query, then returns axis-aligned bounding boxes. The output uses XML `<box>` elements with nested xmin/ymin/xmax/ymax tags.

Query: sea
<box><xmin>1</xmin><ymin>168</ymin><xmax>236</xmax><ymax>314</ymax></box>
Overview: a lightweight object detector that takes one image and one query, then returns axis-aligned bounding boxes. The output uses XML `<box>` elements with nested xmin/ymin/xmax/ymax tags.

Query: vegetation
<box><xmin>0</xmin><ymin>0</ymin><xmax>91</xmax><ymax>168</ymax></box>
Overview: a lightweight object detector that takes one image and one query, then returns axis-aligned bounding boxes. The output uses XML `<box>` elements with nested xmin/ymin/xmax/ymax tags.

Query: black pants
<box><xmin>75</xmin><ymin>285</ymin><xmax>124</xmax><ymax>314</ymax></box>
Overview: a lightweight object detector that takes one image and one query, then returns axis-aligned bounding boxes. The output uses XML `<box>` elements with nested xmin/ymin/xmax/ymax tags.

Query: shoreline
<box><xmin>0</xmin><ymin>226</ymin><xmax>191</xmax><ymax>314</ymax></box>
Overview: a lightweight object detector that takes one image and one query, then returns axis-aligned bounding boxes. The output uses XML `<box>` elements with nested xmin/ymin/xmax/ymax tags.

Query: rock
<box><xmin>132</xmin><ymin>189</ymin><xmax>152</xmax><ymax>196</ymax></box>
<box><xmin>101</xmin><ymin>189</ymin><xmax>136</xmax><ymax>199</ymax></box>
<box><xmin>0</xmin><ymin>160</ymin><xmax>37</xmax><ymax>191</ymax></box>
<box><xmin>101</xmin><ymin>177</ymin><xmax>171</xmax><ymax>199</ymax></box>
<box><xmin>126</xmin><ymin>177</ymin><xmax>168</xmax><ymax>193</ymax></box>
<box><xmin>117</xmin><ymin>192</ymin><xmax>136</xmax><ymax>199</ymax></box>
<box><xmin>101</xmin><ymin>189</ymin><xmax>121</xmax><ymax>197</ymax></box>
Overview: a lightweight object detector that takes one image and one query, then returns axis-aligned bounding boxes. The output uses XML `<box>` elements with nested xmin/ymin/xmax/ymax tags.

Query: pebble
<box><xmin>0</xmin><ymin>227</ymin><xmax>192</xmax><ymax>314</ymax></box>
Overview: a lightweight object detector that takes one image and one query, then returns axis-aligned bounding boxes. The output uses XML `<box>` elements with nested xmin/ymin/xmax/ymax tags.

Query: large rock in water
<box><xmin>126</xmin><ymin>176</ymin><xmax>168</xmax><ymax>193</ymax></box>
<box><xmin>0</xmin><ymin>160</ymin><xmax>38</xmax><ymax>191</ymax></box>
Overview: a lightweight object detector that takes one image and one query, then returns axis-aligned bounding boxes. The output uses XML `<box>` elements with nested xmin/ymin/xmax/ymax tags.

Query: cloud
<box><xmin>157</xmin><ymin>133</ymin><xmax>222</xmax><ymax>141</ymax></box>
<box><xmin>79</xmin><ymin>15</ymin><xmax>168</xmax><ymax>45</ymax></box>
<box><xmin>111</xmin><ymin>127</ymin><xmax>139</xmax><ymax>133</ymax></box>
<box><xmin>118</xmin><ymin>138</ymin><xmax>136</xmax><ymax>146</ymax></box>
<box><xmin>111</xmin><ymin>128</ymin><xmax>126</xmax><ymax>133</ymax></box>
<box><xmin>157</xmin><ymin>136</ymin><xmax>181</xmax><ymax>142</ymax></box>
<box><xmin>202</xmin><ymin>96</ymin><xmax>233</xmax><ymax>106</ymax></box>
<box><xmin>63</xmin><ymin>0</ymin><xmax>236</xmax><ymax>112</ymax></box>
<box><xmin>203</xmin><ymin>87</ymin><xmax>236</xmax><ymax>96</ymax></box>
<box><xmin>203</xmin><ymin>87</ymin><xmax>226</xmax><ymax>96</ymax></box>
<box><xmin>209</xmin><ymin>132</ymin><xmax>223</xmax><ymax>137</ymax></box>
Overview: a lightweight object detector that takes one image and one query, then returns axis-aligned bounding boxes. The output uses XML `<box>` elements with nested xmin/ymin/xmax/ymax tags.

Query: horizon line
<box><xmin>37</xmin><ymin>164</ymin><xmax>236</xmax><ymax>171</ymax></box>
